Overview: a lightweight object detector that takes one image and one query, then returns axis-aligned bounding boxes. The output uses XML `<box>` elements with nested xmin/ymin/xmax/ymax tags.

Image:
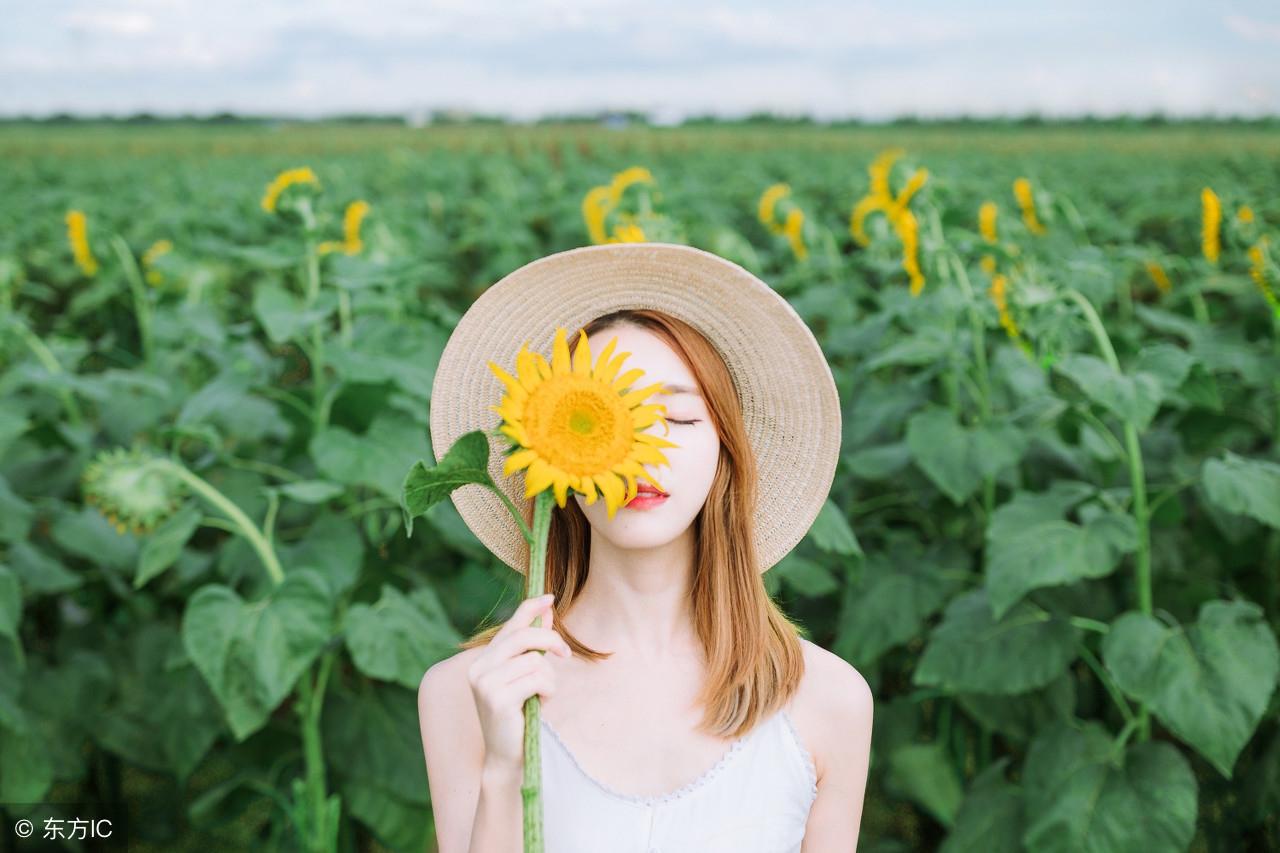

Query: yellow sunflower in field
<box><xmin>486</xmin><ymin>327</ymin><xmax>679</xmax><ymax>518</ymax></box>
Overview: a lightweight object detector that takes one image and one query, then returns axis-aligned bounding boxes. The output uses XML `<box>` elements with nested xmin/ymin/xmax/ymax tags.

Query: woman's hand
<box><xmin>466</xmin><ymin>593</ymin><xmax>571</xmax><ymax>775</ymax></box>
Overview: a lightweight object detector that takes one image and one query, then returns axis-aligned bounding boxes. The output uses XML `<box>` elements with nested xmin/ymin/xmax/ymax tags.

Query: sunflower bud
<box><xmin>81</xmin><ymin>447</ymin><xmax>186</xmax><ymax>535</ymax></box>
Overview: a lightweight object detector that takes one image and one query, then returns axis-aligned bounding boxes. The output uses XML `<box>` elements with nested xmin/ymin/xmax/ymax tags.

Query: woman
<box><xmin>419</xmin><ymin>243</ymin><xmax>872</xmax><ymax>852</ymax></box>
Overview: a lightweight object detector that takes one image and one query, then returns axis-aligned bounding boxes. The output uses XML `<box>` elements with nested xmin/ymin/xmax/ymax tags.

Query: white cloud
<box><xmin>62</xmin><ymin>9</ymin><xmax>157</xmax><ymax>36</ymax></box>
<box><xmin>1</xmin><ymin>1</ymin><xmax>1277</xmax><ymax>117</ymax></box>
<box><xmin>1224</xmin><ymin>13</ymin><xmax>1280</xmax><ymax>45</ymax></box>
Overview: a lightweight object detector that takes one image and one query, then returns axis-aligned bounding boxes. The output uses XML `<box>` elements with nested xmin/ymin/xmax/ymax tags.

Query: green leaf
<box><xmin>864</xmin><ymin>327</ymin><xmax>953</xmax><ymax>370</ymax></box>
<box><xmin>1101</xmin><ymin>599</ymin><xmax>1280</xmax><ymax>778</ymax></box>
<box><xmin>984</xmin><ymin>482</ymin><xmax>1136</xmax><ymax>619</ymax></box>
<box><xmin>1021</xmin><ymin>722</ymin><xmax>1197</xmax><ymax>853</ymax></box>
<box><xmin>955</xmin><ymin>673</ymin><xmax>1076</xmax><ymax>743</ymax></box>
<box><xmin>939</xmin><ymin>758</ymin><xmax>1024</xmax><ymax>853</ymax></box>
<box><xmin>884</xmin><ymin>742</ymin><xmax>965</xmax><ymax>827</ymax></box>
<box><xmin>276</xmin><ymin>480</ymin><xmax>347</xmax><ymax>504</ymax></box>
<box><xmin>51</xmin><ymin>504</ymin><xmax>138</xmax><ymax>572</ymax></box>
<box><xmin>906</xmin><ymin>407</ymin><xmax>1027</xmax><ymax>505</ymax></box>
<box><xmin>0</xmin><ymin>717</ymin><xmax>54</xmax><ymax>803</ymax></box>
<box><xmin>401</xmin><ymin>429</ymin><xmax>494</xmax><ymax>538</ymax></box>
<box><xmin>1053</xmin><ymin>353</ymin><xmax>1163</xmax><ymax>430</ymax></box>
<box><xmin>0</xmin><ymin>475</ymin><xmax>35</xmax><ymax>543</ymax></box>
<box><xmin>834</xmin><ymin>539</ymin><xmax>967</xmax><ymax>667</ymax></box>
<box><xmin>312</xmin><ymin>410</ymin><xmax>428</xmax><ymax>502</ymax></box>
<box><xmin>95</xmin><ymin>624</ymin><xmax>223</xmax><ymax>780</ymax></box>
<box><xmin>773</xmin><ymin>554</ymin><xmax>841</xmax><ymax>598</ymax></box>
<box><xmin>807</xmin><ymin>499</ymin><xmax>862</xmax><ymax>556</ymax></box>
<box><xmin>1132</xmin><ymin>343</ymin><xmax>1194</xmax><ymax>394</ymax></box>
<box><xmin>1202</xmin><ymin>451</ymin><xmax>1280</xmax><ymax>529</ymax></box>
<box><xmin>843</xmin><ymin>442</ymin><xmax>912</xmax><ymax>480</ymax></box>
<box><xmin>323</xmin><ymin>684</ymin><xmax>430</xmax><ymax>851</ymax></box>
<box><xmin>279</xmin><ymin>511</ymin><xmax>364</xmax><ymax>598</ymax></box>
<box><xmin>0</xmin><ymin>565</ymin><xmax>20</xmax><ymax>644</ymax></box>
<box><xmin>343</xmin><ymin>585</ymin><xmax>463</xmax><ymax>689</ymax></box>
<box><xmin>177</xmin><ymin>371</ymin><xmax>292</xmax><ymax>445</ymax></box>
<box><xmin>252</xmin><ymin>283</ymin><xmax>308</xmax><ymax>345</ymax></box>
<box><xmin>181</xmin><ymin>570</ymin><xmax>334</xmax><ymax>741</ymax></box>
<box><xmin>913</xmin><ymin>589</ymin><xmax>1080</xmax><ymax>695</ymax></box>
<box><xmin>5</xmin><ymin>541</ymin><xmax>81</xmax><ymax>597</ymax></box>
<box><xmin>326</xmin><ymin>316</ymin><xmax>447</xmax><ymax>400</ymax></box>
<box><xmin>135</xmin><ymin>502</ymin><xmax>203</xmax><ymax>589</ymax></box>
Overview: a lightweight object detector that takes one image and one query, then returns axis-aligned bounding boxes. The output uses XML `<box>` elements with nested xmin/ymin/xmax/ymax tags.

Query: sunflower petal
<box><xmin>534</xmin><ymin>352</ymin><xmax>552</xmax><ymax>380</ymax></box>
<box><xmin>619</xmin><ymin>381</ymin><xmax>667</xmax><ymax>407</ymax></box>
<box><xmin>631</xmin><ymin>445</ymin><xmax>674</xmax><ymax>466</ymax></box>
<box><xmin>598</xmin><ymin>351</ymin><xmax>632</xmax><ymax>385</ymax></box>
<box><xmin>551</xmin><ymin>327</ymin><xmax>571</xmax><ymax>375</ymax></box>
<box><xmin>572</xmin><ymin>329</ymin><xmax>592</xmax><ymax>376</ymax></box>
<box><xmin>526</xmin><ymin>458</ymin><xmax>555</xmax><ymax>497</ymax></box>
<box><xmin>487</xmin><ymin>362</ymin><xmax>525</xmax><ymax>399</ymax></box>
<box><xmin>631</xmin><ymin>403</ymin><xmax>668</xmax><ymax>429</ymax></box>
<box><xmin>611</xmin><ymin>367</ymin><xmax>644</xmax><ymax>393</ymax></box>
<box><xmin>635</xmin><ymin>432</ymin><xmax>680</xmax><ymax>450</ymax></box>
<box><xmin>595</xmin><ymin>473</ymin><xmax>625</xmax><ymax>518</ymax></box>
<box><xmin>516</xmin><ymin>346</ymin><xmax>542</xmax><ymax>393</ymax></box>
<box><xmin>499</xmin><ymin>423</ymin><xmax>531</xmax><ymax>448</ymax></box>
<box><xmin>592</xmin><ymin>336</ymin><xmax>619</xmax><ymax>378</ymax></box>
<box><xmin>554</xmin><ymin>470</ymin><xmax>575</xmax><ymax>507</ymax></box>
<box><xmin>503</xmin><ymin>448</ymin><xmax>539</xmax><ymax>477</ymax></box>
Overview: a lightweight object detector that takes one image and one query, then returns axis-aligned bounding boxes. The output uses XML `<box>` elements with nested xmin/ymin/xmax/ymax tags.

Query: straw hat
<box><xmin>428</xmin><ymin>242</ymin><xmax>841</xmax><ymax>575</ymax></box>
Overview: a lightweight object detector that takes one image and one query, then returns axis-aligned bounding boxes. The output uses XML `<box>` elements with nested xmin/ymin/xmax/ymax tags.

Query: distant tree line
<box><xmin>1</xmin><ymin>108</ymin><xmax>1275</xmax><ymax>128</ymax></box>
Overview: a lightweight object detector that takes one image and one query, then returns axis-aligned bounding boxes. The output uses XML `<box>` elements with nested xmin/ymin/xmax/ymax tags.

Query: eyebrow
<box><xmin>659</xmin><ymin>383</ymin><xmax>702</xmax><ymax>397</ymax></box>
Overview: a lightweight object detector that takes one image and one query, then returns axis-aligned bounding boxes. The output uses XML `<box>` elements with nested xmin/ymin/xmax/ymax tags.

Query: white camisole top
<box><xmin>538</xmin><ymin>705</ymin><xmax>818</xmax><ymax>853</ymax></box>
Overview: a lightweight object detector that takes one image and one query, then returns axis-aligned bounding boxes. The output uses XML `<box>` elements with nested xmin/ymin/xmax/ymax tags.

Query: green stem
<box><xmin>946</xmin><ymin>252</ymin><xmax>996</xmax><ymax>518</ymax></box>
<box><xmin>110</xmin><ymin>236</ymin><xmax>155</xmax><ymax>369</ymax></box>
<box><xmin>224</xmin><ymin>455</ymin><xmax>303</xmax><ymax>483</ymax></box>
<box><xmin>253</xmin><ymin>384</ymin><xmax>314</xmax><ymax>421</ymax></box>
<box><xmin>1069</xmin><ymin>616</ymin><xmax>1110</xmax><ymax>634</ymax></box>
<box><xmin>295</xmin><ymin>648</ymin><xmax>337</xmax><ymax>853</ymax></box>
<box><xmin>155</xmin><ymin>460</ymin><xmax>285</xmax><ymax>586</ymax></box>
<box><xmin>522</xmin><ymin>490</ymin><xmax>554</xmax><ymax>853</ymax></box>
<box><xmin>338</xmin><ymin>290</ymin><xmax>353</xmax><ymax>347</ymax></box>
<box><xmin>5</xmin><ymin>317</ymin><xmax>85</xmax><ymax>428</ymax></box>
<box><xmin>1190</xmin><ymin>291</ymin><xmax>1211</xmax><ymax>325</ymax></box>
<box><xmin>1077</xmin><ymin>641</ymin><xmax>1135</xmax><ymax>724</ymax></box>
<box><xmin>264</xmin><ymin>490</ymin><xmax>280</xmax><ymax>549</ymax></box>
<box><xmin>1274</xmin><ymin>310</ymin><xmax>1280</xmax><ymax>447</ymax></box>
<box><xmin>297</xmin><ymin>199</ymin><xmax>328</xmax><ymax>433</ymax></box>
<box><xmin>1111</xmin><ymin>716</ymin><xmax>1141</xmax><ymax>763</ymax></box>
<box><xmin>1075</xmin><ymin>406</ymin><xmax>1129</xmax><ymax>464</ymax></box>
<box><xmin>306</xmin><ymin>240</ymin><xmax>327</xmax><ymax>432</ymax></box>
<box><xmin>1062</xmin><ymin>288</ymin><xmax>1152</xmax><ymax>742</ymax></box>
<box><xmin>490</xmin><ymin>484</ymin><xmax>536</xmax><ymax>544</ymax></box>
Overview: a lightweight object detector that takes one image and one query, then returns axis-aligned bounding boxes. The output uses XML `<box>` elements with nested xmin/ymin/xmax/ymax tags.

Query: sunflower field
<box><xmin>2</xmin><ymin>121</ymin><xmax>1279</xmax><ymax>851</ymax></box>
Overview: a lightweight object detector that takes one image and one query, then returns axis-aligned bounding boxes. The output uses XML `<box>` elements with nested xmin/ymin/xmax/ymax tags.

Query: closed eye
<box><xmin>667</xmin><ymin>418</ymin><xmax>700</xmax><ymax>425</ymax></box>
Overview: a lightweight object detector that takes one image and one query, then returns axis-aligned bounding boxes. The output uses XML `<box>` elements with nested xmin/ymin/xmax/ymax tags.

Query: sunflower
<box><xmin>81</xmin><ymin>446</ymin><xmax>187</xmax><ymax>535</ymax></box>
<box><xmin>486</xmin><ymin>327</ymin><xmax>679</xmax><ymax>518</ymax></box>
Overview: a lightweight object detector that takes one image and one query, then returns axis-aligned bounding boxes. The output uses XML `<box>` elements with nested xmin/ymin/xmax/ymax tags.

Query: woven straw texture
<box><xmin>428</xmin><ymin>242</ymin><xmax>841</xmax><ymax>575</ymax></box>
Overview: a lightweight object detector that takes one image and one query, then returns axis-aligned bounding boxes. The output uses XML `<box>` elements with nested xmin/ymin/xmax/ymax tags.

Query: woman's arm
<box><xmin>798</xmin><ymin>649</ymin><xmax>874</xmax><ymax>852</ymax></box>
<box><xmin>419</xmin><ymin>651</ymin><xmax>523</xmax><ymax>853</ymax></box>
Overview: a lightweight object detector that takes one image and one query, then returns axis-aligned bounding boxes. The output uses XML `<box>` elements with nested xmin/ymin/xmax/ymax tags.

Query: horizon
<box><xmin>6</xmin><ymin>1</ymin><xmax>1279</xmax><ymax>121</ymax></box>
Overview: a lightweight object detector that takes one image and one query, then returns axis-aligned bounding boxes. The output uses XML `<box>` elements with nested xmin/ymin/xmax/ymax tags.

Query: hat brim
<box><xmin>428</xmin><ymin>242</ymin><xmax>841</xmax><ymax>575</ymax></box>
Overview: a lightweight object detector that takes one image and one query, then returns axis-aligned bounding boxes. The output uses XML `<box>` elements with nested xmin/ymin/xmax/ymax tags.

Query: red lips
<box><xmin>634</xmin><ymin>482</ymin><xmax>669</xmax><ymax>497</ymax></box>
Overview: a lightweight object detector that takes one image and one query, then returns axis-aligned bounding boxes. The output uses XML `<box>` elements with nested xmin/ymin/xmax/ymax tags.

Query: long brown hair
<box><xmin>457</xmin><ymin>308</ymin><xmax>805</xmax><ymax>738</ymax></box>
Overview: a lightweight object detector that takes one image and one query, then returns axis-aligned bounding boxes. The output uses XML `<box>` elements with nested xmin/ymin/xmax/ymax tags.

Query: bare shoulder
<box><xmin>793</xmin><ymin>638</ymin><xmax>874</xmax><ymax>782</ymax></box>
<box><xmin>791</xmin><ymin>638</ymin><xmax>874</xmax><ymax>851</ymax></box>
<box><xmin>419</xmin><ymin>645</ymin><xmax>484</xmax><ymax>703</ymax></box>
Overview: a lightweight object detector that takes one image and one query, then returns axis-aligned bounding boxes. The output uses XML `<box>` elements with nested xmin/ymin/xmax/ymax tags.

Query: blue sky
<box><xmin>3</xmin><ymin>0</ymin><xmax>1279</xmax><ymax>119</ymax></box>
